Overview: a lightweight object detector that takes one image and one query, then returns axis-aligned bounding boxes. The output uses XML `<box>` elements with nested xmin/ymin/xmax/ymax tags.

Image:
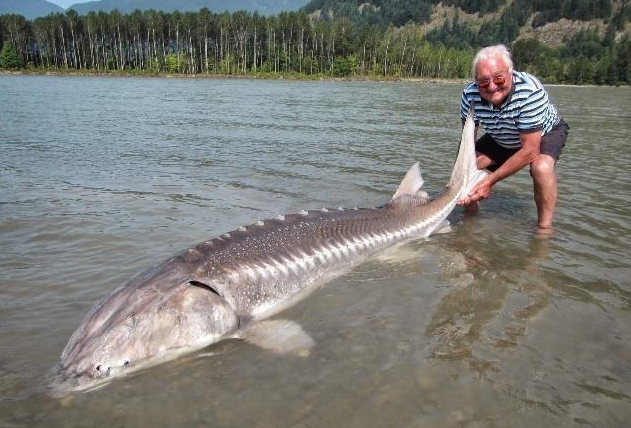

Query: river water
<box><xmin>0</xmin><ymin>75</ymin><xmax>629</xmax><ymax>427</ymax></box>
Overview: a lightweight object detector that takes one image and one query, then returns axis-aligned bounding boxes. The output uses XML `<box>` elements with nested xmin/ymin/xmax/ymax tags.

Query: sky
<box><xmin>47</xmin><ymin>0</ymin><xmax>94</xmax><ymax>9</ymax></box>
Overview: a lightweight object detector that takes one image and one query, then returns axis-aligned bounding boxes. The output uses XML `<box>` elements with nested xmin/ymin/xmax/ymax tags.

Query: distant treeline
<box><xmin>0</xmin><ymin>7</ymin><xmax>630</xmax><ymax>85</ymax></box>
<box><xmin>0</xmin><ymin>9</ymin><xmax>473</xmax><ymax>79</ymax></box>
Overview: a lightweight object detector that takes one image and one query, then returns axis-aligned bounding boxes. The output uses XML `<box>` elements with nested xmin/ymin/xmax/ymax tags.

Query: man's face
<box><xmin>475</xmin><ymin>57</ymin><xmax>512</xmax><ymax>107</ymax></box>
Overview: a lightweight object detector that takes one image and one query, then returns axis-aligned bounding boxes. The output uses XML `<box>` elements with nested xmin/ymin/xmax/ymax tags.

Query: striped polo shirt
<box><xmin>460</xmin><ymin>71</ymin><xmax>561</xmax><ymax>149</ymax></box>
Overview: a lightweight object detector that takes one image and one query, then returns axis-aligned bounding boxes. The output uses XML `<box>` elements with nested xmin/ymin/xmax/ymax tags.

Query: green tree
<box><xmin>532</xmin><ymin>51</ymin><xmax>564</xmax><ymax>83</ymax></box>
<box><xmin>566</xmin><ymin>56</ymin><xmax>594</xmax><ymax>84</ymax></box>
<box><xmin>333</xmin><ymin>54</ymin><xmax>356</xmax><ymax>76</ymax></box>
<box><xmin>164</xmin><ymin>53</ymin><xmax>184</xmax><ymax>73</ymax></box>
<box><xmin>614</xmin><ymin>37</ymin><xmax>631</xmax><ymax>83</ymax></box>
<box><xmin>512</xmin><ymin>38</ymin><xmax>544</xmax><ymax>70</ymax></box>
<box><xmin>0</xmin><ymin>41</ymin><xmax>21</xmax><ymax>68</ymax></box>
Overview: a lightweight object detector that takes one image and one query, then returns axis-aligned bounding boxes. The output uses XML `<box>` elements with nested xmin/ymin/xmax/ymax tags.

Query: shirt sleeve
<box><xmin>460</xmin><ymin>83</ymin><xmax>479</xmax><ymax>126</ymax></box>
<box><xmin>460</xmin><ymin>91</ymin><xmax>469</xmax><ymax>123</ymax></box>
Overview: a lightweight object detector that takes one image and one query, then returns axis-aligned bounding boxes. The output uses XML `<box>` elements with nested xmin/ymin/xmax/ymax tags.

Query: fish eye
<box><xmin>123</xmin><ymin>360</ymin><xmax>130</xmax><ymax>367</ymax></box>
<box><xmin>96</xmin><ymin>365</ymin><xmax>102</xmax><ymax>371</ymax></box>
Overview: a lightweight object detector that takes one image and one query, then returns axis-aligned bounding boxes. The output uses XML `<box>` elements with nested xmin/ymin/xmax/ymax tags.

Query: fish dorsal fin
<box><xmin>391</xmin><ymin>162</ymin><xmax>424</xmax><ymax>200</ymax></box>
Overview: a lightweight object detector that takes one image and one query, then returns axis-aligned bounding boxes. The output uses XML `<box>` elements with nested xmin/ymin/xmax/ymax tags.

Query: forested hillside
<box><xmin>303</xmin><ymin>0</ymin><xmax>620</xmax><ymax>28</ymax></box>
<box><xmin>0</xmin><ymin>0</ymin><xmax>630</xmax><ymax>84</ymax></box>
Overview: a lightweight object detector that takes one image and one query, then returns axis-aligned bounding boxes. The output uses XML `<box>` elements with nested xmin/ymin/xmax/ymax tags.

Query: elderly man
<box><xmin>458</xmin><ymin>44</ymin><xmax>569</xmax><ymax>230</ymax></box>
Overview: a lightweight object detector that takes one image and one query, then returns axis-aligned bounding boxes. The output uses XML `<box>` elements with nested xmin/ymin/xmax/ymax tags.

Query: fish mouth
<box><xmin>49</xmin><ymin>359</ymin><xmax>123</xmax><ymax>397</ymax></box>
<box><xmin>49</xmin><ymin>367</ymin><xmax>116</xmax><ymax>397</ymax></box>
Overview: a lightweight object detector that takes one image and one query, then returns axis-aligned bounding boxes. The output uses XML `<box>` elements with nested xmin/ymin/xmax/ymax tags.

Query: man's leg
<box><xmin>530</xmin><ymin>154</ymin><xmax>557</xmax><ymax>228</ymax></box>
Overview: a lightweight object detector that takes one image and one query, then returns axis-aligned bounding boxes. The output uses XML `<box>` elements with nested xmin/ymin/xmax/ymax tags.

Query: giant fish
<box><xmin>55</xmin><ymin>111</ymin><xmax>483</xmax><ymax>393</ymax></box>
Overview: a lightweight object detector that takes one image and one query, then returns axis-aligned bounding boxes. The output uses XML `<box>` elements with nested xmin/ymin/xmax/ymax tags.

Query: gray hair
<box><xmin>471</xmin><ymin>44</ymin><xmax>514</xmax><ymax>78</ymax></box>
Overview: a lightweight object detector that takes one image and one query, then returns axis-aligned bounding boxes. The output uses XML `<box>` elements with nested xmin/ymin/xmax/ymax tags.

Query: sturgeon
<box><xmin>55</xmin><ymin>111</ymin><xmax>483</xmax><ymax>393</ymax></box>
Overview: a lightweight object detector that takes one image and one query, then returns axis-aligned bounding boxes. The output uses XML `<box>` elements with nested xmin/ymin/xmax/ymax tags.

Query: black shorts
<box><xmin>476</xmin><ymin>119</ymin><xmax>569</xmax><ymax>172</ymax></box>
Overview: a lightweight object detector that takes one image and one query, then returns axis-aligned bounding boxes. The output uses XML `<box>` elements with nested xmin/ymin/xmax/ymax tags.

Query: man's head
<box><xmin>472</xmin><ymin>44</ymin><xmax>513</xmax><ymax>107</ymax></box>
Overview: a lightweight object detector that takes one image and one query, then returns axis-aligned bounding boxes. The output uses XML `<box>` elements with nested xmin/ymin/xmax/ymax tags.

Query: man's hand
<box><xmin>458</xmin><ymin>176</ymin><xmax>493</xmax><ymax>205</ymax></box>
<box><xmin>458</xmin><ymin>131</ymin><xmax>541</xmax><ymax>206</ymax></box>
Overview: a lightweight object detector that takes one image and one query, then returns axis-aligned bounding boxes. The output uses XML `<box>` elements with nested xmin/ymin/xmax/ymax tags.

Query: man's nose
<box><xmin>487</xmin><ymin>80</ymin><xmax>499</xmax><ymax>90</ymax></box>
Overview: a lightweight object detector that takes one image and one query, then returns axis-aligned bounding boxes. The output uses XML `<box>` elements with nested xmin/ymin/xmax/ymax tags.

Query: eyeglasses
<box><xmin>476</xmin><ymin>73</ymin><xmax>508</xmax><ymax>89</ymax></box>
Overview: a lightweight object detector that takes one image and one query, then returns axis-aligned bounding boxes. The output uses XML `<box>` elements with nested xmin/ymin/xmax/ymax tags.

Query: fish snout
<box><xmin>93</xmin><ymin>358</ymin><xmax>130</xmax><ymax>378</ymax></box>
<box><xmin>95</xmin><ymin>364</ymin><xmax>112</xmax><ymax>377</ymax></box>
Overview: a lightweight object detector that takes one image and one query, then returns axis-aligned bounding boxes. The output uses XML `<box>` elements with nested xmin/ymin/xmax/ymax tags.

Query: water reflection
<box><xmin>427</xmin><ymin>218</ymin><xmax>553</xmax><ymax>377</ymax></box>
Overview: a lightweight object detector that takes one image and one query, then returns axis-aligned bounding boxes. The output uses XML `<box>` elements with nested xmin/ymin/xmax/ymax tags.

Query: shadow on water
<box><xmin>426</xmin><ymin>217</ymin><xmax>555</xmax><ymax>378</ymax></box>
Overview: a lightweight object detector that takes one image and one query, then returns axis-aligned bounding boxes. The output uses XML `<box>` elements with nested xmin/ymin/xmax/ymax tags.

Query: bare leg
<box><xmin>464</xmin><ymin>153</ymin><xmax>494</xmax><ymax>214</ymax></box>
<box><xmin>530</xmin><ymin>154</ymin><xmax>557</xmax><ymax>228</ymax></box>
<box><xmin>464</xmin><ymin>201</ymin><xmax>480</xmax><ymax>214</ymax></box>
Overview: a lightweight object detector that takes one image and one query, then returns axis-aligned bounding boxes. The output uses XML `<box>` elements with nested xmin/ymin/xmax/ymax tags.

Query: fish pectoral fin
<box><xmin>372</xmin><ymin>241</ymin><xmax>419</xmax><ymax>263</ymax></box>
<box><xmin>391</xmin><ymin>162</ymin><xmax>425</xmax><ymax>200</ymax></box>
<box><xmin>434</xmin><ymin>219</ymin><xmax>453</xmax><ymax>234</ymax></box>
<box><xmin>243</xmin><ymin>319</ymin><xmax>315</xmax><ymax>357</ymax></box>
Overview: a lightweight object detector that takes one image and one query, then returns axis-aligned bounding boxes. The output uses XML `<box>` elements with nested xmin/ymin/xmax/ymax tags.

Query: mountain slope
<box><xmin>66</xmin><ymin>0</ymin><xmax>311</xmax><ymax>15</ymax></box>
<box><xmin>0</xmin><ymin>0</ymin><xmax>63</xmax><ymax>19</ymax></box>
<box><xmin>303</xmin><ymin>0</ymin><xmax>630</xmax><ymax>48</ymax></box>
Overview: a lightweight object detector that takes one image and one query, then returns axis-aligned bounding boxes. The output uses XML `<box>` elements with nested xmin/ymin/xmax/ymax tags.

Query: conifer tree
<box><xmin>0</xmin><ymin>41</ymin><xmax>21</xmax><ymax>68</ymax></box>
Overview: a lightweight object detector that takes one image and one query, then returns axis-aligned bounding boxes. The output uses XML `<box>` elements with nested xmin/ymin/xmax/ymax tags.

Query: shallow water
<box><xmin>1</xmin><ymin>75</ymin><xmax>630</xmax><ymax>427</ymax></box>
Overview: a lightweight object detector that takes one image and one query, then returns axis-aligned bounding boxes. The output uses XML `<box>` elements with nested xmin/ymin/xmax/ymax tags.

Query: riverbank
<box><xmin>2</xmin><ymin>68</ymin><xmax>627</xmax><ymax>87</ymax></box>
<box><xmin>0</xmin><ymin>68</ymin><xmax>470</xmax><ymax>85</ymax></box>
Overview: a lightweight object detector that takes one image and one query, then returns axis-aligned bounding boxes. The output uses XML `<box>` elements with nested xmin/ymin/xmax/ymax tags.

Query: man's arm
<box><xmin>459</xmin><ymin>131</ymin><xmax>541</xmax><ymax>204</ymax></box>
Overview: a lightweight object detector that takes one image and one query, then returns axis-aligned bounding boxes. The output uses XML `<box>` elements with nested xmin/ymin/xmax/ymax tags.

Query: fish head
<box><xmin>53</xmin><ymin>277</ymin><xmax>239</xmax><ymax>394</ymax></box>
<box><xmin>56</xmin><ymin>314</ymin><xmax>150</xmax><ymax>387</ymax></box>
